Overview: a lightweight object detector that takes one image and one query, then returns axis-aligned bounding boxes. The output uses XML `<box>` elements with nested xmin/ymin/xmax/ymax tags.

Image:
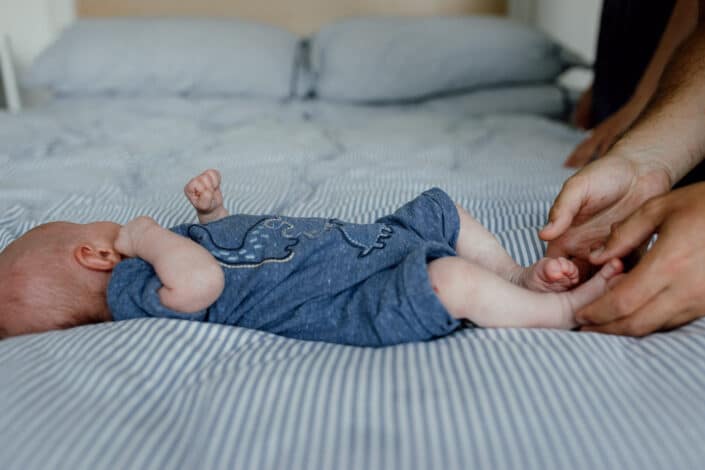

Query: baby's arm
<box><xmin>184</xmin><ymin>169</ymin><xmax>229</xmax><ymax>224</ymax></box>
<box><xmin>115</xmin><ymin>216</ymin><xmax>224</xmax><ymax>313</ymax></box>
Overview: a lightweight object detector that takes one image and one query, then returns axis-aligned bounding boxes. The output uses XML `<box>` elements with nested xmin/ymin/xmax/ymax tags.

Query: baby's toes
<box><xmin>558</xmin><ymin>257</ymin><xmax>580</xmax><ymax>285</ymax></box>
<box><xmin>536</xmin><ymin>258</ymin><xmax>577</xmax><ymax>292</ymax></box>
<box><xmin>543</xmin><ymin>258</ymin><xmax>567</xmax><ymax>282</ymax></box>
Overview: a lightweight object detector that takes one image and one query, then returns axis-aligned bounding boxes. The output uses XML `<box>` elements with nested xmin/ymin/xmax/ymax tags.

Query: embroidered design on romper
<box><xmin>325</xmin><ymin>219</ymin><xmax>393</xmax><ymax>257</ymax></box>
<box><xmin>187</xmin><ymin>218</ymin><xmax>301</xmax><ymax>268</ymax></box>
<box><xmin>187</xmin><ymin>217</ymin><xmax>394</xmax><ymax>269</ymax></box>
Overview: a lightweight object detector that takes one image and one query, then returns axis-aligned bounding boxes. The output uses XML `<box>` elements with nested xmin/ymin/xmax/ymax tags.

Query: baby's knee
<box><xmin>427</xmin><ymin>257</ymin><xmax>474</xmax><ymax>319</ymax></box>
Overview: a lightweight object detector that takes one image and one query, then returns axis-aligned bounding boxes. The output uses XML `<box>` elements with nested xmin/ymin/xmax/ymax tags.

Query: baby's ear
<box><xmin>74</xmin><ymin>244</ymin><xmax>121</xmax><ymax>272</ymax></box>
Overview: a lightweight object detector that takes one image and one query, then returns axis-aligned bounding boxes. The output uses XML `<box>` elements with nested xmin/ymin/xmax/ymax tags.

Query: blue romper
<box><xmin>107</xmin><ymin>188</ymin><xmax>462</xmax><ymax>347</ymax></box>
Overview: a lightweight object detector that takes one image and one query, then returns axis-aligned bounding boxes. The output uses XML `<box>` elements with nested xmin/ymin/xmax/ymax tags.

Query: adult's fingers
<box><xmin>563</xmin><ymin>136</ymin><xmax>599</xmax><ymax>168</ymax></box>
<box><xmin>581</xmin><ymin>286</ymin><xmax>678</xmax><ymax>336</ymax></box>
<box><xmin>595</xmin><ymin>132</ymin><xmax>619</xmax><ymax>159</ymax></box>
<box><xmin>575</xmin><ymin>245</ymin><xmax>669</xmax><ymax>325</ymax></box>
<box><xmin>540</xmin><ymin>176</ymin><xmax>590</xmax><ymax>241</ymax></box>
<box><xmin>589</xmin><ymin>197</ymin><xmax>665</xmax><ymax>264</ymax></box>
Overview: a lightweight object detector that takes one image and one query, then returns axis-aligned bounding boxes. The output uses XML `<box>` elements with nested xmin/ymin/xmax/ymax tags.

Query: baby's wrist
<box><xmin>197</xmin><ymin>205</ymin><xmax>227</xmax><ymax>224</ymax></box>
<box><xmin>120</xmin><ymin>216</ymin><xmax>160</xmax><ymax>256</ymax></box>
<box><xmin>134</xmin><ymin>216</ymin><xmax>160</xmax><ymax>246</ymax></box>
<box><xmin>197</xmin><ymin>201</ymin><xmax>224</xmax><ymax>215</ymax></box>
<box><xmin>196</xmin><ymin>207</ymin><xmax>216</xmax><ymax>216</ymax></box>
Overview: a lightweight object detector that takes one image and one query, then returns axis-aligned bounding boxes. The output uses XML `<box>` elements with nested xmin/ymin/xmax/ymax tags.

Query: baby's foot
<box><xmin>564</xmin><ymin>259</ymin><xmax>624</xmax><ymax>316</ymax></box>
<box><xmin>184</xmin><ymin>169</ymin><xmax>228</xmax><ymax>224</ymax></box>
<box><xmin>546</xmin><ymin>259</ymin><xmax>624</xmax><ymax>330</ymax></box>
<box><xmin>519</xmin><ymin>257</ymin><xmax>580</xmax><ymax>293</ymax></box>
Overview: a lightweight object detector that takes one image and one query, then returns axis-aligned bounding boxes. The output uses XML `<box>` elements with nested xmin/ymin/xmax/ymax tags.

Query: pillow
<box><xmin>310</xmin><ymin>16</ymin><xmax>568</xmax><ymax>103</ymax></box>
<box><xmin>422</xmin><ymin>85</ymin><xmax>568</xmax><ymax>118</ymax></box>
<box><xmin>27</xmin><ymin>18</ymin><xmax>300</xmax><ymax>98</ymax></box>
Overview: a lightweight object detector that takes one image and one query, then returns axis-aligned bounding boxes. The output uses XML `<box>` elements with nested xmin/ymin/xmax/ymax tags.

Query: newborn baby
<box><xmin>0</xmin><ymin>170</ymin><xmax>622</xmax><ymax>345</ymax></box>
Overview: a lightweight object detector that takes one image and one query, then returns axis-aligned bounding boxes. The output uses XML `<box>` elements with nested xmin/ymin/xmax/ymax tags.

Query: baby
<box><xmin>0</xmin><ymin>170</ymin><xmax>622</xmax><ymax>345</ymax></box>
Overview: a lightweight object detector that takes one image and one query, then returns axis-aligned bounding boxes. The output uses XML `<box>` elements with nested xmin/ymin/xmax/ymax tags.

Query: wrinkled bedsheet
<box><xmin>1</xmin><ymin>94</ymin><xmax>704</xmax><ymax>470</ymax></box>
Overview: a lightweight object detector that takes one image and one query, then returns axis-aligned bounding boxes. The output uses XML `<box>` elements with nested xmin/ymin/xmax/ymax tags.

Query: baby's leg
<box><xmin>453</xmin><ymin>204</ymin><xmax>522</xmax><ymax>282</ymax></box>
<box><xmin>427</xmin><ymin>256</ymin><xmax>622</xmax><ymax>329</ymax></box>
<box><xmin>454</xmin><ymin>204</ymin><xmax>578</xmax><ymax>292</ymax></box>
<box><xmin>184</xmin><ymin>169</ymin><xmax>229</xmax><ymax>224</ymax></box>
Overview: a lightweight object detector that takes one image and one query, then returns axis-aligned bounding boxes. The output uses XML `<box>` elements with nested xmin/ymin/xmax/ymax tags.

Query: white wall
<box><xmin>507</xmin><ymin>0</ymin><xmax>535</xmax><ymax>23</ymax></box>
<box><xmin>0</xmin><ymin>0</ymin><xmax>74</xmax><ymax>74</ymax></box>
<box><xmin>532</xmin><ymin>0</ymin><xmax>602</xmax><ymax>62</ymax></box>
<box><xmin>0</xmin><ymin>0</ymin><xmax>601</xmax><ymax>77</ymax></box>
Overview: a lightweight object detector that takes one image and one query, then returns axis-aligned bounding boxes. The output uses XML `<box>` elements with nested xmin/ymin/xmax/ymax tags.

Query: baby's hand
<box><xmin>185</xmin><ymin>169</ymin><xmax>223</xmax><ymax>214</ymax></box>
<box><xmin>184</xmin><ymin>169</ymin><xmax>228</xmax><ymax>223</ymax></box>
<box><xmin>115</xmin><ymin>216</ymin><xmax>159</xmax><ymax>258</ymax></box>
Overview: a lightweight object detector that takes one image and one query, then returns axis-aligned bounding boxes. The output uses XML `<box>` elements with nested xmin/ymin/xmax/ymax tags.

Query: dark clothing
<box><xmin>592</xmin><ymin>0</ymin><xmax>676</xmax><ymax>126</ymax></box>
<box><xmin>592</xmin><ymin>0</ymin><xmax>705</xmax><ymax>186</ymax></box>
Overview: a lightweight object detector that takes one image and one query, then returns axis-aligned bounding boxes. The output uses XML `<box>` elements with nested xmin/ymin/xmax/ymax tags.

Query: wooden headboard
<box><xmin>76</xmin><ymin>0</ymin><xmax>507</xmax><ymax>35</ymax></box>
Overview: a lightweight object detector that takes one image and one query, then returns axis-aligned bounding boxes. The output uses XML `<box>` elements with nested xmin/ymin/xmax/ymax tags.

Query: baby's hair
<box><xmin>0</xmin><ymin>223</ymin><xmax>110</xmax><ymax>337</ymax></box>
<box><xmin>0</xmin><ymin>258</ymin><xmax>107</xmax><ymax>336</ymax></box>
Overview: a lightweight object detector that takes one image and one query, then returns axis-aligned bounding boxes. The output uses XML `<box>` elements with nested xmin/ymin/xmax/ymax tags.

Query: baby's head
<box><xmin>0</xmin><ymin>221</ymin><xmax>123</xmax><ymax>338</ymax></box>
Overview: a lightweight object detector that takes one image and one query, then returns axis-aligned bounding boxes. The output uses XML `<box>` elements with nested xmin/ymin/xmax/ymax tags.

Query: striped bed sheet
<box><xmin>1</xmin><ymin>95</ymin><xmax>704</xmax><ymax>470</ymax></box>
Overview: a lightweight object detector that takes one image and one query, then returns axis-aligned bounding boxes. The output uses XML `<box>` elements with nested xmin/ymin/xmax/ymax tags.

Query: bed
<box><xmin>1</xmin><ymin>2</ymin><xmax>705</xmax><ymax>469</ymax></box>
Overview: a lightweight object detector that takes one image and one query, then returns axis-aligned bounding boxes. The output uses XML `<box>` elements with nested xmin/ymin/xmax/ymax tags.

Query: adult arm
<box><xmin>115</xmin><ymin>216</ymin><xmax>224</xmax><ymax>313</ymax></box>
<box><xmin>543</xmin><ymin>12</ymin><xmax>705</xmax><ymax>256</ymax></box>
<box><xmin>564</xmin><ymin>0</ymin><xmax>698</xmax><ymax>167</ymax></box>
<box><xmin>612</xmin><ymin>1</ymin><xmax>705</xmax><ymax>183</ymax></box>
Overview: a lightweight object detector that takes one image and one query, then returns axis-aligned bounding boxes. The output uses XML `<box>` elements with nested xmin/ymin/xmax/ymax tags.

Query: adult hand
<box><xmin>541</xmin><ymin>154</ymin><xmax>672</xmax><ymax>263</ymax></box>
<box><xmin>564</xmin><ymin>103</ymin><xmax>642</xmax><ymax>168</ymax></box>
<box><xmin>577</xmin><ymin>182</ymin><xmax>705</xmax><ymax>335</ymax></box>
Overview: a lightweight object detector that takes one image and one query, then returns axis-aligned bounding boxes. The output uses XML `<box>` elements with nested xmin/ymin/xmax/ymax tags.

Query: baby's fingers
<box><xmin>185</xmin><ymin>173</ymin><xmax>204</xmax><ymax>194</ymax></box>
<box><xmin>194</xmin><ymin>190</ymin><xmax>217</xmax><ymax>211</ymax></box>
<box><xmin>185</xmin><ymin>183</ymin><xmax>208</xmax><ymax>206</ymax></box>
<box><xmin>186</xmin><ymin>178</ymin><xmax>205</xmax><ymax>196</ymax></box>
<box><xmin>203</xmin><ymin>169</ymin><xmax>221</xmax><ymax>189</ymax></box>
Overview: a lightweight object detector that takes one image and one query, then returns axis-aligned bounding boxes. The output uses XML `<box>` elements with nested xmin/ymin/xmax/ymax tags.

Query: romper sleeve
<box><xmin>107</xmin><ymin>257</ymin><xmax>208</xmax><ymax>322</ymax></box>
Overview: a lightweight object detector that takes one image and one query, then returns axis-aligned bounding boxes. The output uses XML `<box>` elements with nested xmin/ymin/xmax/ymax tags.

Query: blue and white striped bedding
<box><xmin>1</xmin><ymin>94</ymin><xmax>704</xmax><ymax>470</ymax></box>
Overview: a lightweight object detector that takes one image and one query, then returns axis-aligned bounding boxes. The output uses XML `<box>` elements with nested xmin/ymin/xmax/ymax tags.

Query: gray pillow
<box><xmin>311</xmin><ymin>16</ymin><xmax>567</xmax><ymax>103</ymax></box>
<box><xmin>27</xmin><ymin>18</ymin><xmax>300</xmax><ymax>98</ymax></box>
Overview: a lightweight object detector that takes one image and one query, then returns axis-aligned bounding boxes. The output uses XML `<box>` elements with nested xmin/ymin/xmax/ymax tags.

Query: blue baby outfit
<box><xmin>107</xmin><ymin>188</ymin><xmax>462</xmax><ymax>347</ymax></box>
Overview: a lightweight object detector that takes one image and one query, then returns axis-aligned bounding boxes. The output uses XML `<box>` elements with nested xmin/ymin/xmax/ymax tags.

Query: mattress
<box><xmin>1</xmin><ymin>93</ymin><xmax>704</xmax><ymax>470</ymax></box>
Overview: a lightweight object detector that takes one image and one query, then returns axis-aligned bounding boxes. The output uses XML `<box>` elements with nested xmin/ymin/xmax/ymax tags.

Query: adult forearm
<box><xmin>611</xmin><ymin>23</ymin><xmax>705</xmax><ymax>185</ymax></box>
<box><xmin>630</xmin><ymin>0</ymin><xmax>697</xmax><ymax>106</ymax></box>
